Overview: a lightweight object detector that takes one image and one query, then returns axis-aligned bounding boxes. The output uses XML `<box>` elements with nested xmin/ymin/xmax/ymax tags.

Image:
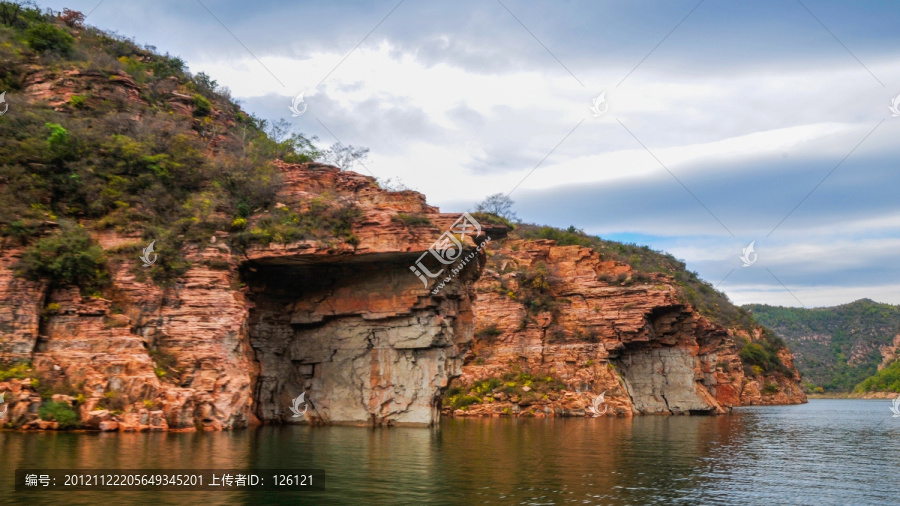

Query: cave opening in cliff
<box><xmin>241</xmin><ymin>254</ymin><xmax>473</xmax><ymax>427</ymax></box>
<box><xmin>610</xmin><ymin>305</ymin><xmax>721</xmax><ymax>415</ymax></box>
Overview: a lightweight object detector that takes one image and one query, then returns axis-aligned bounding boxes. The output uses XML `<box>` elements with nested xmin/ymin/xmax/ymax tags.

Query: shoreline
<box><xmin>807</xmin><ymin>392</ymin><xmax>898</xmax><ymax>400</ymax></box>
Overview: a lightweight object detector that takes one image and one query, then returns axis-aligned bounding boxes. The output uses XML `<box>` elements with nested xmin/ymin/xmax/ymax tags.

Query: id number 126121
<box><xmin>273</xmin><ymin>474</ymin><xmax>313</xmax><ymax>486</ymax></box>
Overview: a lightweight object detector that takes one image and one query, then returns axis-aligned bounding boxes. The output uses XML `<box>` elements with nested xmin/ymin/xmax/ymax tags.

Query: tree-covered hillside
<box><xmin>744</xmin><ymin>299</ymin><xmax>900</xmax><ymax>392</ymax></box>
<box><xmin>0</xmin><ymin>2</ymin><xmax>362</xmax><ymax>291</ymax></box>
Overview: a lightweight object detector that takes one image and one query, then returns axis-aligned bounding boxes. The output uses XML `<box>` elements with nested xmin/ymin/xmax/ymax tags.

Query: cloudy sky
<box><xmin>46</xmin><ymin>0</ymin><xmax>900</xmax><ymax>308</ymax></box>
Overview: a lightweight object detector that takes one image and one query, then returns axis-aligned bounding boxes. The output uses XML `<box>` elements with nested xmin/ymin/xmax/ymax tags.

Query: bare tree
<box><xmin>475</xmin><ymin>193</ymin><xmax>517</xmax><ymax>221</ymax></box>
<box><xmin>266</xmin><ymin>118</ymin><xmax>293</xmax><ymax>144</ymax></box>
<box><xmin>59</xmin><ymin>8</ymin><xmax>84</xmax><ymax>28</ymax></box>
<box><xmin>320</xmin><ymin>143</ymin><xmax>370</xmax><ymax>172</ymax></box>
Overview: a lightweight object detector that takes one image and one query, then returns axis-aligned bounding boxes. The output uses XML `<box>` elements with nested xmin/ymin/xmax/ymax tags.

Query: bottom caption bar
<box><xmin>15</xmin><ymin>469</ymin><xmax>325</xmax><ymax>491</ymax></box>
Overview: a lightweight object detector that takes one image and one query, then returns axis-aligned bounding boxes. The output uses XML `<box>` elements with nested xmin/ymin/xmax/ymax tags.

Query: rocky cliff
<box><xmin>444</xmin><ymin>239</ymin><xmax>806</xmax><ymax>418</ymax></box>
<box><xmin>0</xmin><ymin>11</ymin><xmax>804</xmax><ymax>433</ymax></box>
<box><xmin>0</xmin><ymin>161</ymin><xmax>503</xmax><ymax>430</ymax></box>
<box><xmin>0</xmin><ymin>14</ymin><xmax>507</xmax><ymax>430</ymax></box>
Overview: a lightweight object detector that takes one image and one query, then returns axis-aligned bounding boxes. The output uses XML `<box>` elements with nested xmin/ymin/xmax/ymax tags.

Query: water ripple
<box><xmin>3</xmin><ymin>399</ymin><xmax>900</xmax><ymax>504</ymax></box>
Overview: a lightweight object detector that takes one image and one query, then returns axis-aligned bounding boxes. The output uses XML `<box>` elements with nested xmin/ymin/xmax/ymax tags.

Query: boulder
<box><xmin>85</xmin><ymin>409</ymin><xmax>111</xmax><ymax>429</ymax></box>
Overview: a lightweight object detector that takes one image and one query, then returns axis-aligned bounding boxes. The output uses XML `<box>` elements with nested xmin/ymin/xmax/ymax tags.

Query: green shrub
<box><xmin>449</xmin><ymin>395</ymin><xmax>480</xmax><ymax>410</ymax></box>
<box><xmin>738</xmin><ymin>338</ymin><xmax>787</xmax><ymax>375</ymax></box>
<box><xmin>0</xmin><ymin>362</ymin><xmax>32</xmax><ymax>381</ymax></box>
<box><xmin>41</xmin><ymin>302</ymin><xmax>60</xmax><ymax>319</ymax></box>
<box><xmin>149</xmin><ymin>347</ymin><xmax>179</xmax><ymax>379</ymax></box>
<box><xmin>762</xmin><ymin>383</ymin><xmax>780</xmax><ymax>395</ymax></box>
<box><xmin>740</xmin><ymin>343</ymin><xmax>769</xmax><ymax>367</ymax></box>
<box><xmin>25</xmin><ymin>23</ymin><xmax>74</xmax><ymax>55</ymax></box>
<box><xmin>475</xmin><ymin>323</ymin><xmax>503</xmax><ymax>341</ymax></box>
<box><xmin>45</xmin><ymin>122</ymin><xmax>68</xmax><ymax>149</ymax></box>
<box><xmin>99</xmin><ymin>390</ymin><xmax>127</xmax><ymax>412</ymax></box>
<box><xmin>391</xmin><ymin>212</ymin><xmax>432</xmax><ymax>227</ymax></box>
<box><xmin>16</xmin><ymin>223</ymin><xmax>109</xmax><ymax>294</ymax></box>
<box><xmin>232</xmin><ymin>199</ymin><xmax>362</xmax><ymax>249</ymax></box>
<box><xmin>470</xmin><ymin>378</ymin><xmax>503</xmax><ymax>395</ymax></box>
<box><xmin>574</xmin><ymin>329</ymin><xmax>599</xmax><ymax>342</ymax></box>
<box><xmin>469</xmin><ymin>212</ymin><xmax>514</xmax><ymax>230</ymax></box>
<box><xmin>511</xmin><ymin>261</ymin><xmax>558</xmax><ymax>316</ymax></box>
<box><xmin>38</xmin><ymin>401</ymin><xmax>80</xmax><ymax>429</ymax></box>
<box><xmin>5</xmin><ymin>221</ymin><xmax>42</xmax><ymax>243</ymax></box>
<box><xmin>548</xmin><ymin>328</ymin><xmax>567</xmax><ymax>342</ymax></box>
<box><xmin>192</xmin><ymin>93</ymin><xmax>211</xmax><ymax>116</ymax></box>
<box><xmin>855</xmin><ymin>359</ymin><xmax>900</xmax><ymax>393</ymax></box>
<box><xmin>204</xmin><ymin>259</ymin><xmax>231</xmax><ymax>270</ymax></box>
<box><xmin>69</xmin><ymin>94</ymin><xmax>87</xmax><ymax>108</ymax></box>
<box><xmin>520</xmin><ymin>225</ymin><xmax>593</xmax><ymax>248</ymax></box>
<box><xmin>443</xmin><ymin>370</ymin><xmax>566</xmax><ymax>410</ymax></box>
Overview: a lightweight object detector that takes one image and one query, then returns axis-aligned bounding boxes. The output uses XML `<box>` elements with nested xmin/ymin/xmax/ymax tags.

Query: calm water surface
<box><xmin>2</xmin><ymin>399</ymin><xmax>899</xmax><ymax>505</ymax></box>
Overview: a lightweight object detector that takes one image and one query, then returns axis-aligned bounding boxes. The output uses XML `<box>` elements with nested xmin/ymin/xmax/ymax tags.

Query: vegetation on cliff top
<box><xmin>16</xmin><ymin>221</ymin><xmax>108</xmax><ymax>294</ymax></box>
<box><xmin>0</xmin><ymin>2</ymin><xmax>357</xmax><ymax>290</ymax></box>
<box><xmin>511</xmin><ymin>223</ymin><xmax>764</xmax><ymax>332</ymax></box>
<box><xmin>746</xmin><ymin>299</ymin><xmax>900</xmax><ymax>392</ymax></box>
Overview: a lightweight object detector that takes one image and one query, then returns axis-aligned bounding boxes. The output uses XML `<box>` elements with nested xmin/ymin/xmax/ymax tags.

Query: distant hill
<box><xmin>744</xmin><ymin>299</ymin><xmax>900</xmax><ymax>392</ymax></box>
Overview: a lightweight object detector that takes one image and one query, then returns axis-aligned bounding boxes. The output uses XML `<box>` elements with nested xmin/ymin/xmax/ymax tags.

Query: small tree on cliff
<box><xmin>475</xmin><ymin>193</ymin><xmax>517</xmax><ymax>221</ymax></box>
<box><xmin>320</xmin><ymin>143</ymin><xmax>370</xmax><ymax>172</ymax></box>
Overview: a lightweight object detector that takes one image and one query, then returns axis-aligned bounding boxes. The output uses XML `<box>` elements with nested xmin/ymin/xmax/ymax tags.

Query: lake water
<box><xmin>2</xmin><ymin>399</ymin><xmax>899</xmax><ymax>505</ymax></box>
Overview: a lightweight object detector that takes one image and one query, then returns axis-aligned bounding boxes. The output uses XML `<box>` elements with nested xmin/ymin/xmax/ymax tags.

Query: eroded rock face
<box><xmin>246</xmin><ymin>256</ymin><xmax>481</xmax><ymax>426</ymax></box>
<box><xmin>0</xmin><ymin>162</ymin><xmax>498</xmax><ymax>430</ymax></box>
<box><xmin>449</xmin><ymin>240</ymin><xmax>807</xmax><ymax>418</ymax></box>
<box><xmin>617</xmin><ymin>346</ymin><xmax>720</xmax><ymax>414</ymax></box>
<box><xmin>0</xmin><ymin>161</ymin><xmax>805</xmax><ymax>430</ymax></box>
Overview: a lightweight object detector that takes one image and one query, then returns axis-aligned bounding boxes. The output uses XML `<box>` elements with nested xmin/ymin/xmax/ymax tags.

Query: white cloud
<box><xmin>196</xmin><ymin>44</ymin><xmax>899</xmax><ymax>211</ymax></box>
<box><xmin>729</xmin><ymin>283</ymin><xmax>900</xmax><ymax>309</ymax></box>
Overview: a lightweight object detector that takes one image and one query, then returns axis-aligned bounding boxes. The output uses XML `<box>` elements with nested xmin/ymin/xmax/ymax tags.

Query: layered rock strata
<box><xmin>0</xmin><ymin>162</ymin><xmax>501</xmax><ymax>429</ymax></box>
<box><xmin>448</xmin><ymin>240</ymin><xmax>806</xmax><ymax>418</ymax></box>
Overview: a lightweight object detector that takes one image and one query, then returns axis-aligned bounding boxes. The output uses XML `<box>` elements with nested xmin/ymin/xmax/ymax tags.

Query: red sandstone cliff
<box><xmin>0</xmin><ymin>160</ymin><xmax>504</xmax><ymax>431</ymax></box>
<box><xmin>445</xmin><ymin>239</ymin><xmax>806</xmax><ymax>418</ymax></box>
